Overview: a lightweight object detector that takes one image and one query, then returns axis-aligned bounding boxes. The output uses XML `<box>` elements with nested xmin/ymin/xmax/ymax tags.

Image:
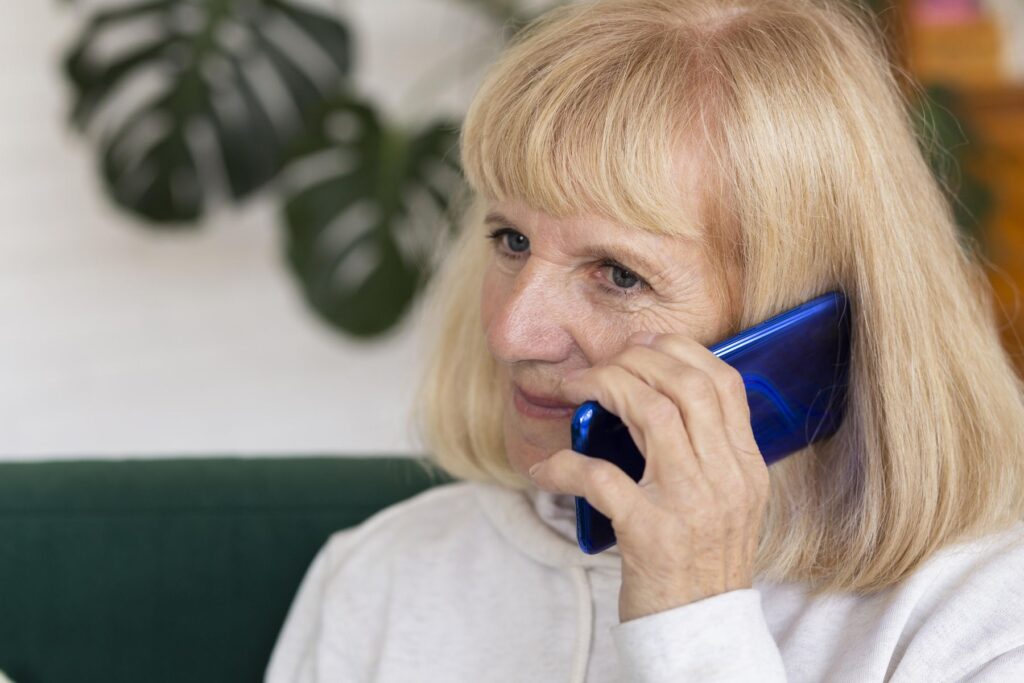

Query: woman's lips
<box><xmin>513</xmin><ymin>384</ymin><xmax>576</xmax><ymax>419</ymax></box>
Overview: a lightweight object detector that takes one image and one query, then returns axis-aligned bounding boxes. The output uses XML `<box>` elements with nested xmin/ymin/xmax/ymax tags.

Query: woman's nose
<box><xmin>485</xmin><ymin>261</ymin><xmax>575</xmax><ymax>366</ymax></box>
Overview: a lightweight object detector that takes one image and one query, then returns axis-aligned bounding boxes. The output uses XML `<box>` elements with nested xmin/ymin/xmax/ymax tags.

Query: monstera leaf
<box><xmin>64</xmin><ymin>0</ymin><xmax>351</xmax><ymax>223</ymax></box>
<box><xmin>281</xmin><ymin>95</ymin><xmax>463</xmax><ymax>337</ymax></box>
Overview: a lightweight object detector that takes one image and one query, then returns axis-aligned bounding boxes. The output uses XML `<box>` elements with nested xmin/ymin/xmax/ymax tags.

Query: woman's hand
<box><xmin>527</xmin><ymin>331</ymin><xmax>770</xmax><ymax>623</ymax></box>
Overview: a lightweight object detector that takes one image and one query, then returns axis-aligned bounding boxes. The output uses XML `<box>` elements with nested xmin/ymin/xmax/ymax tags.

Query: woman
<box><xmin>266</xmin><ymin>0</ymin><xmax>1024</xmax><ymax>680</ymax></box>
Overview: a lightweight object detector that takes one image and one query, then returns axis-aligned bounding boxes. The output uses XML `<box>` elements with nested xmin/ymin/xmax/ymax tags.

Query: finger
<box><xmin>559</xmin><ymin>364</ymin><xmax>701</xmax><ymax>485</ymax></box>
<box><xmin>612</xmin><ymin>343</ymin><xmax>735</xmax><ymax>475</ymax></box>
<box><xmin>529</xmin><ymin>448</ymin><xmax>644</xmax><ymax>524</ymax></box>
<box><xmin>638</xmin><ymin>333</ymin><xmax>761</xmax><ymax>461</ymax></box>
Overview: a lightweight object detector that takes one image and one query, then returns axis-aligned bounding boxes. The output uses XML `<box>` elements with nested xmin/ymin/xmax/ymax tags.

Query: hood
<box><xmin>472</xmin><ymin>481</ymin><xmax>622</xmax><ymax>683</ymax></box>
<box><xmin>472</xmin><ymin>481</ymin><xmax>623</xmax><ymax>570</ymax></box>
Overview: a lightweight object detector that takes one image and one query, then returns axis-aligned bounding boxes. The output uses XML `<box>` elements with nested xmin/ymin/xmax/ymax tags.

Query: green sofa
<box><xmin>0</xmin><ymin>456</ymin><xmax>458</xmax><ymax>683</ymax></box>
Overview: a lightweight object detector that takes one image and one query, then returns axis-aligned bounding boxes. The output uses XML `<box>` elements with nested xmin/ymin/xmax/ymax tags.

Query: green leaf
<box><xmin>269</xmin><ymin>0</ymin><xmax>351</xmax><ymax>74</ymax></box>
<box><xmin>281</xmin><ymin>95</ymin><xmax>463</xmax><ymax>337</ymax></box>
<box><xmin>100</xmin><ymin>95</ymin><xmax>203</xmax><ymax>222</ymax></box>
<box><xmin>63</xmin><ymin>0</ymin><xmax>352</xmax><ymax>224</ymax></box>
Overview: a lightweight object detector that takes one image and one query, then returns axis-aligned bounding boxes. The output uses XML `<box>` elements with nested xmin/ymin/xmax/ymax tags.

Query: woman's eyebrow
<box><xmin>578</xmin><ymin>244</ymin><xmax>662</xmax><ymax>277</ymax></box>
<box><xmin>484</xmin><ymin>211</ymin><xmax>514</xmax><ymax>226</ymax></box>
<box><xmin>483</xmin><ymin>211</ymin><xmax>662</xmax><ymax>276</ymax></box>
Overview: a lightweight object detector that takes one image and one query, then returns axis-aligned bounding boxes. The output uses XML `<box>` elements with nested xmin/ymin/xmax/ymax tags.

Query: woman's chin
<box><xmin>505</xmin><ymin>422</ymin><xmax>570</xmax><ymax>477</ymax></box>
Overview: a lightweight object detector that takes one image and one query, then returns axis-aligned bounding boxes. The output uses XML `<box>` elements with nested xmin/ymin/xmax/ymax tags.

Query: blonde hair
<box><xmin>410</xmin><ymin>0</ymin><xmax>1024</xmax><ymax>595</ymax></box>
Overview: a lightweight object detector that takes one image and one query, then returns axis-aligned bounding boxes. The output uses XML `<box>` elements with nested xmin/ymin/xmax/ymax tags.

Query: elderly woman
<box><xmin>266</xmin><ymin>0</ymin><xmax>1024</xmax><ymax>680</ymax></box>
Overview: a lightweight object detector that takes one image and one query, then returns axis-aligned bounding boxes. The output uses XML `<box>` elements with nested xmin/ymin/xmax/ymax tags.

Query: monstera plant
<box><xmin>60</xmin><ymin>0</ymin><xmax>989</xmax><ymax>337</ymax></box>
<box><xmin>61</xmin><ymin>0</ymin><xmax>529</xmax><ymax>337</ymax></box>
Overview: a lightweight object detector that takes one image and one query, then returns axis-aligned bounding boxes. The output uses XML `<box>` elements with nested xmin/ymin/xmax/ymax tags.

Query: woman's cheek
<box><xmin>557</xmin><ymin>302</ymin><xmax>633</xmax><ymax>363</ymax></box>
<box><xmin>581</xmin><ymin>307</ymin><xmax>672</xmax><ymax>361</ymax></box>
<box><xmin>479</xmin><ymin>266</ymin><xmax>504</xmax><ymax>332</ymax></box>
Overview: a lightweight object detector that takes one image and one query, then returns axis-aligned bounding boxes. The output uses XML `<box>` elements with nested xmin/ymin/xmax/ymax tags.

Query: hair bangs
<box><xmin>459</xmin><ymin>15</ymin><xmax>706</xmax><ymax>243</ymax></box>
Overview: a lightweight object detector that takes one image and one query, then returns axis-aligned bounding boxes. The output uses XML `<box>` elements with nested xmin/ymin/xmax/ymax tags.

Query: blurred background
<box><xmin>1</xmin><ymin>0</ymin><xmax>1021</xmax><ymax>462</ymax></box>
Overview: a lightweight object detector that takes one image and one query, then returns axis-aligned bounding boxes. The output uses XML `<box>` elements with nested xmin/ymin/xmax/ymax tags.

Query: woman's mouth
<box><xmin>513</xmin><ymin>384</ymin><xmax>577</xmax><ymax>420</ymax></box>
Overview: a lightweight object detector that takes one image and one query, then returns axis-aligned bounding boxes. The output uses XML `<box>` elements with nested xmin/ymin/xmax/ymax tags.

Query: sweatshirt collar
<box><xmin>472</xmin><ymin>481</ymin><xmax>622</xmax><ymax>571</ymax></box>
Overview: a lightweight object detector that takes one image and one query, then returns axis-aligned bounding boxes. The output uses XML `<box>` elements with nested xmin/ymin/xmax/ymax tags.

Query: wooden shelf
<box><xmin>906</xmin><ymin>17</ymin><xmax>1006</xmax><ymax>88</ymax></box>
<box><xmin>894</xmin><ymin>1</ymin><xmax>1024</xmax><ymax>370</ymax></box>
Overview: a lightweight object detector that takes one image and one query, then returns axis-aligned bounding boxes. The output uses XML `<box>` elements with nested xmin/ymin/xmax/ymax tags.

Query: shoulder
<box><xmin>921</xmin><ymin>520</ymin><xmax>1024</xmax><ymax>592</ymax></box>
<box><xmin>313</xmin><ymin>481</ymin><xmax>493</xmax><ymax>575</ymax></box>
<box><xmin>909</xmin><ymin>519</ymin><xmax>1024</xmax><ymax>613</ymax></box>
<box><xmin>265</xmin><ymin>482</ymin><xmax>492</xmax><ymax>681</ymax></box>
<box><xmin>892</xmin><ymin>520</ymin><xmax>1024</xmax><ymax>675</ymax></box>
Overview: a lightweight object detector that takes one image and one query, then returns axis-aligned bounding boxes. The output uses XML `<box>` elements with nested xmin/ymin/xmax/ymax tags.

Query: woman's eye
<box><xmin>485</xmin><ymin>226</ymin><xmax>651</xmax><ymax>299</ymax></box>
<box><xmin>599</xmin><ymin>260</ymin><xmax>650</xmax><ymax>298</ymax></box>
<box><xmin>607</xmin><ymin>264</ymin><xmax>639</xmax><ymax>289</ymax></box>
<box><xmin>486</xmin><ymin>227</ymin><xmax>529</xmax><ymax>258</ymax></box>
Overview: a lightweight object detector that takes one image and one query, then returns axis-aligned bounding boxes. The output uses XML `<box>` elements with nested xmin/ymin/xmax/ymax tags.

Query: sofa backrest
<box><xmin>0</xmin><ymin>456</ymin><xmax>457</xmax><ymax>683</ymax></box>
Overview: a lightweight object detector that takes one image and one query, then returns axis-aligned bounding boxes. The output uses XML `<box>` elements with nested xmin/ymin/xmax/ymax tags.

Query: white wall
<box><xmin>0</xmin><ymin>0</ymin><xmax>508</xmax><ymax>460</ymax></box>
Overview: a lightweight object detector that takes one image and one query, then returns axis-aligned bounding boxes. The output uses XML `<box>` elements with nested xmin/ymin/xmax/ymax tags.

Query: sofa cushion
<box><xmin>0</xmin><ymin>455</ymin><xmax>456</xmax><ymax>683</ymax></box>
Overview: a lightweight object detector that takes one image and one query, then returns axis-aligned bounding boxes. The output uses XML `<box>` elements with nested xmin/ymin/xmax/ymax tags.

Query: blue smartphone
<box><xmin>570</xmin><ymin>290</ymin><xmax>853</xmax><ymax>554</ymax></box>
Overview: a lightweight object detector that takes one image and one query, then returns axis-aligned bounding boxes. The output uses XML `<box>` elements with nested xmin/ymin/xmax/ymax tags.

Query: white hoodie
<box><xmin>265</xmin><ymin>480</ymin><xmax>1024</xmax><ymax>682</ymax></box>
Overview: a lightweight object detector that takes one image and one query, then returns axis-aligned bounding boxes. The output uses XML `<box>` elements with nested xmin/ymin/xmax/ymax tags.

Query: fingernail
<box><xmin>563</xmin><ymin>368</ymin><xmax>585</xmax><ymax>382</ymax></box>
<box><xmin>529</xmin><ymin>461</ymin><xmax>544</xmax><ymax>477</ymax></box>
<box><xmin>632</xmin><ymin>332</ymin><xmax>657</xmax><ymax>345</ymax></box>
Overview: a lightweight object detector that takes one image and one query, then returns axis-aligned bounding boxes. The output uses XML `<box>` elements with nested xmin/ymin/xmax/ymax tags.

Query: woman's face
<box><xmin>480</xmin><ymin>196</ymin><xmax>738</xmax><ymax>481</ymax></box>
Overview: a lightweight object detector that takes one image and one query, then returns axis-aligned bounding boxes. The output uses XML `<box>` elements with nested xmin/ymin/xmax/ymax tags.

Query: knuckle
<box><xmin>686</xmin><ymin>477</ymin><xmax>715</xmax><ymax>503</ymax></box>
<box><xmin>643</xmin><ymin>394</ymin><xmax>680</xmax><ymax>424</ymax></box>
<box><xmin>605</xmin><ymin>364</ymin><xmax>637</xmax><ymax>388</ymax></box>
<box><xmin>720</xmin><ymin>366</ymin><xmax>747</xmax><ymax>400</ymax></box>
<box><xmin>587</xmin><ymin>461</ymin><xmax>621</xmax><ymax>490</ymax></box>
<box><xmin>617</xmin><ymin>344</ymin><xmax>649</xmax><ymax>365</ymax></box>
<box><xmin>656</xmin><ymin>333</ymin><xmax>698</xmax><ymax>352</ymax></box>
<box><xmin>679</xmin><ymin>368</ymin><xmax>717</xmax><ymax>402</ymax></box>
<box><xmin>718</xmin><ymin>467</ymin><xmax>747</xmax><ymax>495</ymax></box>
